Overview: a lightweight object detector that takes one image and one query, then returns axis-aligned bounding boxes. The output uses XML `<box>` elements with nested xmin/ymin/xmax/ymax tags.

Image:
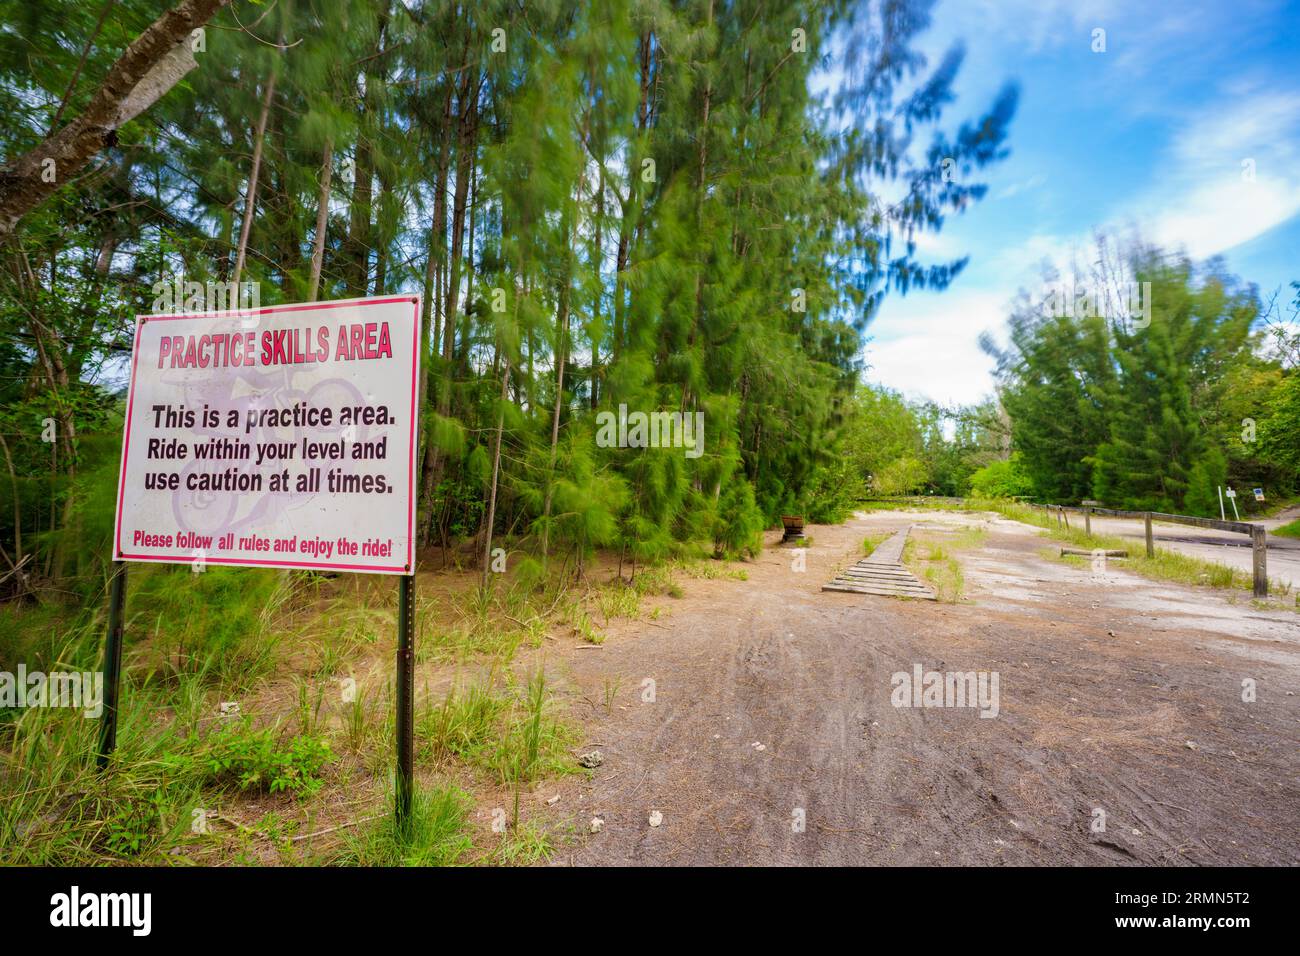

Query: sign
<box><xmin>114</xmin><ymin>295</ymin><xmax>421</xmax><ymax>575</ymax></box>
<box><xmin>1225</xmin><ymin>488</ymin><xmax>1236</xmax><ymax>499</ymax></box>
<box><xmin>1253</xmin><ymin>488</ymin><xmax>1265</xmax><ymax>502</ymax></box>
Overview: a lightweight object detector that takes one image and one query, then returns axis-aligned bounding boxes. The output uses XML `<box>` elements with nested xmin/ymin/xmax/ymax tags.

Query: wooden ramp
<box><xmin>822</xmin><ymin>526</ymin><xmax>937</xmax><ymax>600</ymax></box>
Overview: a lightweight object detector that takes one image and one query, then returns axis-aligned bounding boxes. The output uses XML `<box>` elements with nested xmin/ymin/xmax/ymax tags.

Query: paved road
<box><xmin>1083</xmin><ymin>505</ymin><xmax>1300</xmax><ymax>592</ymax></box>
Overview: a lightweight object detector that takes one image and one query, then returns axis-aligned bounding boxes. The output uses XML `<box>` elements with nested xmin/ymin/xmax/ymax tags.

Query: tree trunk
<box><xmin>415</xmin><ymin>78</ymin><xmax>454</xmax><ymax>545</ymax></box>
<box><xmin>421</xmin><ymin>68</ymin><xmax>479</xmax><ymax>542</ymax></box>
<box><xmin>232</xmin><ymin>68</ymin><xmax>277</xmax><ymax>289</ymax></box>
<box><xmin>480</xmin><ymin>355</ymin><xmax>510</xmax><ymax>592</ymax></box>
<box><xmin>0</xmin><ymin>0</ymin><xmax>231</xmax><ymax>235</ymax></box>
<box><xmin>307</xmin><ymin>138</ymin><xmax>332</xmax><ymax>302</ymax></box>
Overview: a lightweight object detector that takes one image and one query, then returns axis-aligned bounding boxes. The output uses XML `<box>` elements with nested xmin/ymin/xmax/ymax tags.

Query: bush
<box><xmin>874</xmin><ymin>456</ymin><xmax>928</xmax><ymax>496</ymax></box>
<box><xmin>967</xmin><ymin>453</ymin><xmax>1036</xmax><ymax>499</ymax></box>
<box><xmin>164</xmin><ymin>725</ymin><xmax>333</xmax><ymax>798</ymax></box>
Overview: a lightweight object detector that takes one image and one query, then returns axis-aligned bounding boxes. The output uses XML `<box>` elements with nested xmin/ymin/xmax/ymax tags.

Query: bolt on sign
<box><xmin>114</xmin><ymin>296</ymin><xmax>421</xmax><ymax>575</ymax></box>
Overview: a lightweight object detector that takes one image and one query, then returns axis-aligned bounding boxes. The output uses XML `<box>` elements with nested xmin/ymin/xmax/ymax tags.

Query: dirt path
<box><xmin>542</xmin><ymin>510</ymin><xmax>1300</xmax><ymax>866</ymax></box>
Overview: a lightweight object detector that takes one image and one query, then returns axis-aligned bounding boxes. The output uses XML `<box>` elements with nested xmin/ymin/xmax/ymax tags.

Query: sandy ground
<box><xmin>1081</xmin><ymin>506</ymin><xmax>1300</xmax><ymax>592</ymax></box>
<box><xmin>540</xmin><ymin>509</ymin><xmax>1300</xmax><ymax>866</ymax></box>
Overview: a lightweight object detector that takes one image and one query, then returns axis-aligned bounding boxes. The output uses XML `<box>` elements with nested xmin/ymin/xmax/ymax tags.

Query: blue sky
<box><xmin>866</xmin><ymin>0</ymin><xmax>1300</xmax><ymax>406</ymax></box>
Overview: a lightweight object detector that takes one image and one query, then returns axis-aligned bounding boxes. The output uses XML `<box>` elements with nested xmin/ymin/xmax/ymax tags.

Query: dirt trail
<box><xmin>543</xmin><ymin>510</ymin><xmax>1300</xmax><ymax>866</ymax></box>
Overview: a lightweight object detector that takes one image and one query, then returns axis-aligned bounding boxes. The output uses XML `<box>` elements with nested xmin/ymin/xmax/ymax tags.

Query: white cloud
<box><xmin>866</xmin><ymin>289</ymin><xmax>1008</xmax><ymax>406</ymax></box>
<box><xmin>1144</xmin><ymin>92</ymin><xmax>1300</xmax><ymax>258</ymax></box>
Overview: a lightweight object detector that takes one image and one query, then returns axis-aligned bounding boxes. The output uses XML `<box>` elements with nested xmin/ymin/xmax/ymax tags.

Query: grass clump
<box><xmin>420</xmin><ymin>669</ymin><xmax>577</xmax><ymax>786</ymax></box>
<box><xmin>338</xmin><ymin>785</ymin><xmax>473</xmax><ymax>866</ymax></box>
<box><xmin>860</xmin><ymin>533</ymin><xmax>886</xmax><ymax>556</ymax></box>
<box><xmin>1274</xmin><ymin>518</ymin><xmax>1300</xmax><ymax>539</ymax></box>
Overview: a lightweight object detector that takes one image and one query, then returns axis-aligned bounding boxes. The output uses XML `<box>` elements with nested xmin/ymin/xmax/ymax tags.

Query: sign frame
<box><xmin>111</xmin><ymin>294</ymin><xmax>422</xmax><ymax>575</ymax></box>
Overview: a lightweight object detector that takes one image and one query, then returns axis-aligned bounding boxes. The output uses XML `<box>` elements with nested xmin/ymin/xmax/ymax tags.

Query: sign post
<box><xmin>107</xmin><ymin>295</ymin><xmax>421</xmax><ymax>826</ymax></box>
<box><xmin>396</xmin><ymin>574</ymin><xmax>415</xmax><ymax>828</ymax></box>
<box><xmin>95</xmin><ymin>561</ymin><xmax>127</xmax><ymax>770</ymax></box>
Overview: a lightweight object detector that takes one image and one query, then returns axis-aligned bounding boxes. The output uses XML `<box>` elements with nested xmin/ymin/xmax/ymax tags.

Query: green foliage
<box><xmin>987</xmin><ymin>244</ymin><xmax>1278</xmax><ymax>511</ymax></box>
<box><xmin>1</xmin><ymin>0</ymin><xmax>1018</xmax><ymax>618</ymax></box>
<box><xmin>192</xmin><ymin>726</ymin><xmax>333</xmax><ymax>798</ymax></box>
<box><xmin>419</xmin><ymin>669</ymin><xmax>576</xmax><ymax>786</ymax></box>
<box><xmin>875</xmin><ymin>457</ymin><xmax>929</xmax><ymax>496</ymax></box>
<box><xmin>103</xmin><ymin>791</ymin><xmax>167</xmax><ymax>857</ymax></box>
<box><xmin>129</xmin><ymin>566</ymin><xmax>287</xmax><ymax>689</ymax></box>
<box><xmin>968</xmin><ymin>453</ymin><xmax>1036</xmax><ymax>499</ymax></box>
<box><xmin>712</xmin><ymin>479</ymin><xmax>765</xmax><ymax>559</ymax></box>
<box><xmin>1184</xmin><ymin>447</ymin><xmax>1228</xmax><ymax>518</ymax></box>
<box><xmin>1256</xmin><ymin>373</ymin><xmax>1300</xmax><ymax>474</ymax></box>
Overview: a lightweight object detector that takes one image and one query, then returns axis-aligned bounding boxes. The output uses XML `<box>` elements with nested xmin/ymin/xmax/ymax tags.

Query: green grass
<box><xmin>485</xmin><ymin>818</ymin><xmax>563</xmax><ymax>865</ymax></box>
<box><xmin>0</xmin><ymin>551</ymin><xmax>704</xmax><ymax>867</ymax></box>
<box><xmin>857</xmin><ymin>497</ymin><xmax>970</xmax><ymax>513</ymax></box>
<box><xmin>673</xmin><ymin>558</ymin><xmax>748</xmax><ymax>581</ymax></box>
<box><xmin>860</xmin><ymin>533</ymin><xmax>887</xmax><ymax>556</ymax></box>
<box><xmin>1274</xmin><ymin>518</ymin><xmax>1300</xmax><ymax>539</ymax></box>
<box><xmin>902</xmin><ymin>534</ymin><xmax>969</xmax><ymax>603</ymax></box>
<box><xmin>130</xmin><ymin>566</ymin><xmax>288</xmax><ymax>691</ymax></box>
<box><xmin>337</xmin><ymin>784</ymin><xmax>474</xmax><ymax>866</ymax></box>
<box><xmin>0</xmin><ymin>676</ymin><xmax>333</xmax><ymax>865</ymax></box>
<box><xmin>419</xmin><ymin>668</ymin><xmax>577</xmax><ymax>786</ymax></box>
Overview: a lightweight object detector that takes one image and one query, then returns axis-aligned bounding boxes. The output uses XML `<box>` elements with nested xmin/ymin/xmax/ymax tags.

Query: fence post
<box><xmin>1084</xmin><ymin>507</ymin><xmax>1091</xmax><ymax>536</ymax></box>
<box><xmin>1144</xmin><ymin>513</ymin><xmax>1154</xmax><ymax>558</ymax></box>
<box><xmin>1252</xmin><ymin>526</ymin><xmax>1268</xmax><ymax>599</ymax></box>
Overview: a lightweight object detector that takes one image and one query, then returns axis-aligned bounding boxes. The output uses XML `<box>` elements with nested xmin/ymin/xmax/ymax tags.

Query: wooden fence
<box><xmin>1036</xmin><ymin>503</ymin><xmax>1268</xmax><ymax>598</ymax></box>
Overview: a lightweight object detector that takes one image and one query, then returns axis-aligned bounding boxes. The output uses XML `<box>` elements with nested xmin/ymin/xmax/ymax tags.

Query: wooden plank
<box><xmin>822</xmin><ymin>582</ymin><xmax>937</xmax><ymax>600</ymax></box>
<box><xmin>831</xmin><ymin>572</ymin><xmax>933</xmax><ymax>589</ymax></box>
<box><xmin>839</xmin><ymin>581</ymin><xmax>932</xmax><ymax>593</ymax></box>
<box><xmin>841</xmin><ymin>566</ymin><xmax>916</xmax><ymax>578</ymax></box>
<box><xmin>864</xmin><ymin>528</ymin><xmax>909</xmax><ymax>565</ymax></box>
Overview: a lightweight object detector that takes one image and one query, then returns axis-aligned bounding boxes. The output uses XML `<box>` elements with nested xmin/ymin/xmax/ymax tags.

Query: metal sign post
<box><xmin>96</xmin><ymin>562</ymin><xmax>127</xmax><ymax>770</ymax></box>
<box><xmin>395</xmin><ymin>572</ymin><xmax>416</xmax><ymax>830</ymax></box>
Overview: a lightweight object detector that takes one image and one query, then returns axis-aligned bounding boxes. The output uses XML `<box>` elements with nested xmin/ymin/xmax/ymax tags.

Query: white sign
<box><xmin>1225</xmin><ymin>488</ymin><xmax>1236</xmax><ymax>498</ymax></box>
<box><xmin>1253</xmin><ymin>488</ymin><xmax>1265</xmax><ymax>502</ymax></box>
<box><xmin>114</xmin><ymin>295</ymin><xmax>421</xmax><ymax>575</ymax></box>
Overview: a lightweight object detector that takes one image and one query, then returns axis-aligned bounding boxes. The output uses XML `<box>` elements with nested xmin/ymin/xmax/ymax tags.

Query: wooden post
<box><xmin>1084</xmin><ymin>507</ymin><xmax>1091</xmax><ymax>536</ymax></box>
<box><xmin>1252</xmin><ymin>526</ymin><xmax>1268</xmax><ymax>599</ymax></box>
<box><xmin>1144</xmin><ymin>513</ymin><xmax>1154</xmax><ymax>558</ymax></box>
